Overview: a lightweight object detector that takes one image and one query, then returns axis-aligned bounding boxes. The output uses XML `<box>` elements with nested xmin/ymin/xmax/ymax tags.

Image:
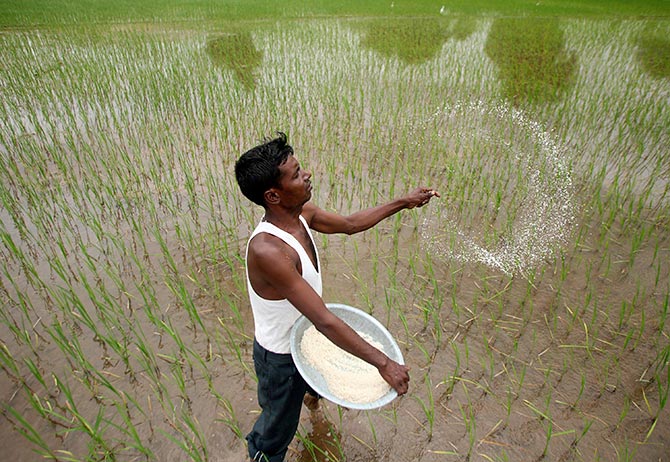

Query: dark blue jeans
<box><xmin>246</xmin><ymin>339</ymin><xmax>310</xmax><ymax>462</ymax></box>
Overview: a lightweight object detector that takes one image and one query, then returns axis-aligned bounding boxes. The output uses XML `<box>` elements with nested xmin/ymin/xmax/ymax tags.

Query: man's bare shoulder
<box><xmin>247</xmin><ymin>232</ymin><xmax>301</xmax><ymax>298</ymax></box>
<box><xmin>248</xmin><ymin>232</ymin><xmax>298</xmax><ymax>265</ymax></box>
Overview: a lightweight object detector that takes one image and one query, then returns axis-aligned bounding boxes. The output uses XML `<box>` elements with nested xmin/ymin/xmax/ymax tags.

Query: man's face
<box><xmin>276</xmin><ymin>155</ymin><xmax>312</xmax><ymax>206</ymax></box>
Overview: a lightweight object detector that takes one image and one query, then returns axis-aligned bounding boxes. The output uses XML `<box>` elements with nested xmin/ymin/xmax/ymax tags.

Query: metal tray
<box><xmin>290</xmin><ymin>303</ymin><xmax>404</xmax><ymax>410</ymax></box>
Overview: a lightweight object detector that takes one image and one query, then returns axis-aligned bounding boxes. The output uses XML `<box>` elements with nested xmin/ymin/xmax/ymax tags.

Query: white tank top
<box><xmin>245</xmin><ymin>215</ymin><xmax>322</xmax><ymax>354</ymax></box>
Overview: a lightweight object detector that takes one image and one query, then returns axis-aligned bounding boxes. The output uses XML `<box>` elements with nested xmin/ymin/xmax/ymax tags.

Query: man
<box><xmin>235</xmin><ymin>132</ymin><xmax>439</xmax><ymax>462</ymax></box>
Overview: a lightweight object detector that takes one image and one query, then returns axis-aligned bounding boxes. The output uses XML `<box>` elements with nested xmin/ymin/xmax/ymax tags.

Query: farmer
<box><xmin>234</xmin><ymin>132</ymin><xmax>439</xmax><ymax>462</ymax></box>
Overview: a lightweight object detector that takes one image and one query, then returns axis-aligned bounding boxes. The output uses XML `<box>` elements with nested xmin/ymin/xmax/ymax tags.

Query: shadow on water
<box><xmin>484</xmin><ymin>18</ymin><xmax>577</xmax><ymax>105</ymax></box>
<box><xmin>206</xmin><ymin>32</ymin><xmax>262</xmax><ymax>90</ymax></box>
<box><xmin>636</xmin><ymin>33</ymin><xmax>670</xmax><ymax>80</ymax></box>
<box><xmin>360</xmin><ymin>17</ymin><xmax>476</xmax><ymax>65</ymax></box>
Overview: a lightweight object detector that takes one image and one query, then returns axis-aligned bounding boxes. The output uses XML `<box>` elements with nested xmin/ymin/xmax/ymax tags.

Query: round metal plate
<box><xmin>290</xmin><ymin>303</ymin><xmax>404</xmax><ymax>410</ymax></box>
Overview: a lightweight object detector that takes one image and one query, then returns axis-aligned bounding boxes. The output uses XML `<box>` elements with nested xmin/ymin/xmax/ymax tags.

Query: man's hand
<box><xmin>378</xmin><ymin>359</ymin><xmax>411</xmax><ymax>395</ymax></box>
<box><xmin>405</xmin><ymin>187</ymin><xmax>440</xmax><ymax>209</ymax></box>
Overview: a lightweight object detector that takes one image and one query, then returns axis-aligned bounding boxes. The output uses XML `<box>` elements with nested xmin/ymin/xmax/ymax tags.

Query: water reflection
<box><xmin>360</xmin><ymin>17</ymin><xmax>476</xmax><ymax>65</ymax></box>
<box><xmin>206</xmin><ymin>32</ymin><xmax>262</xmax><ymax>90</ymax></box>
<box><xmin>637</xmin><ymin>34</ymin><xmax>670</xmax><ymax>80</ymax></box>
<box><xmin>484</xmin><ymin>18</ymin><xmax>576</xmax><ymax>104</ymax></box>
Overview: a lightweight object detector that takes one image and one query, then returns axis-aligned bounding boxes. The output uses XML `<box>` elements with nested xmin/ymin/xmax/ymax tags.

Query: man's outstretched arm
<box><xmin>303</xmin><ymin>187</ymin><xmax>439</xmax><ymax>235</ymax></box>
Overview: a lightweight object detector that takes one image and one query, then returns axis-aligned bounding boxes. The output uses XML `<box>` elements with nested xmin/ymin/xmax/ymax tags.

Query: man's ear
<box><xmin>264</xmin><ymin>188</ymin><xmax>280</xmax><ymax>205</ymax></box>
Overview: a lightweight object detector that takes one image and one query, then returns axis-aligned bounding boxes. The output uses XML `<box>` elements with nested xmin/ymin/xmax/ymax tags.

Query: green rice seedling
<box><xmin>54</xmin><ymin>374</ymin><xmax>115</xmax><ymax>459</ymax></box>
<box><xmin>28</xmin><ymin>387</ymin><xmax>79</xmax><ymax>436</ymax></box>
<box><xmin>23</xmin><ymin>356</ymin><xmax>47</xmax><ymax>391</ymax></box>
<box><xmin>0</xmin><ymin>228</ymin><xmax>41</xmax><ymax>289</ymax></box>
<box><xmin>365</xmin><ymin>410</ymin><xmax>378</xmax><ymax>446</ymax></box>
<box><xmin>646</xmin><ymin>344</ymin><xmax>670</xmax><ymax>435</ymax></box>
<box><xmin>380</xmin><ymin>403</ymin><xmax>399</xmax><ymax>426</ymax></box>
<box><xmin>541</xmin><ymin>420</ymin><xmax>556</xmax><ymax>459</ymax></box>
<box><xmin>215</xmin><ymin>396</ymin><xmax>243</xmax><ymax>440</ymax></box>
<box><xmin>615</xmin><ymin>395</ymin><xmax>632</xmax><ymax>432</ymax></box>
<box><xmin>613</xmin><ymin>438</ymin><xmax>638</xmax><ymax>462</ymax></box>
<box><xmin>0</xmin><ymin>292</ymin><xmax>42</xmax><ymax>355</ymax></box>
<box><xmin>569</xmin><ymin>418</ymin><xmax>594</xmax><ymax>457</ymax></box>
<box><xmin>446</xmin><ymin>340</ymin><xmax>462</xmax><ymax>395</ymax></box>
<box><xmin>631</xmin><ymin>309</ymin><xmax>646</xmax><ymax>351</ymax></box>
<box><xmin>130</xmin><ymin>323</ymin><xmax>162</xmax><ymax>380</ymax></box>
<box><xmin>46</xmin><ymin>319</ymin><xmax>99</xmax><ymax>390</ymax></box>
<box><xmin>658</xmin><ymin>291</ymin><xmax>669</xmax><ymax>337</ymax></box>
<box><xmin>412</xmin><ymin>373</ymin><xmax>436</xmax><ymax>441</ymax></box>
<box><xmin>653</xmin><ymin>258</ymin><xmax>665</xmax><ymax>289</ymax></box>
<box><xmin>431</xmin><ymin>308</ymin><xmax>443</xmax><ymax>347</ymax></box>
<box><xmin>295</xmin><ymin>430</ymin><xmax>330</xmax><ymax>462</ymax></box>
<box><xmin>167</xmin><ymin>277</ymin><xmax>207</xmax><ymax>336</ymax></box>
<box><xmin>523</xmin><ymin>398</ymin><xmax>562</xmax><ymax>459</ymax></box>
<box><xmin>2</xmin><ymin>403</ymin><xmax>60</xmax><ymax>460</ymax></box>
<box><xmin>412</xmin><ymin>335</ymin><xmax>433</xmax><ymax>366</ymax></box>
<box><xmin>503</xmin><ymin>385</ymin><xmax>514</xmax><ymax>424</ymax></box>
<box><xmin>485</xmin><ymin>335</ymin><xmax>501</xmax><ymax>383</ymax></box>
<box><xmin>299</xmin><ymin>423</ymin><xmax>345</xmax><ymax>462</ymax></box>
<box><xmin>383</xmin><ymin>287</ymin><xmax>397</xmax><ymax>326</ymax></box>
<box><xmin>394</xmin><ymin>300</ymin><xmax>412</xmax><ymax>342</ymax></box>
<box><xmin>111</xmin><ymin>396</ymin><xmax>155</xmax><ymax>460</ymax></box>
<box><xmin>510</xmin><ymin>360</ymin><xmax>527</xmax><ymax>397</ymax></box>
<box><xmin>178</xmin><ymin>412</ymin><xmax>209</xmax><ymax>462</ymax></box>
<box><xmin>217</xmin><ymin>317</ymin><xmax>254</xmax><ymax>378</ymax></box>
<box><xmin>161</xmin><ymin>422</ymin><xmax>208</xmax><ymax>462</ymax></box>
<box><xmin>617</xmin><ymin>300</ymin><xmax>633</xmax><ymax>332</ymax></box>
<box><xmin>645</xmin><ymin>417</ymin><xmax>660</xmax><ymax>444</ymax></box>
<box><xmin>0</xmin><ymin>343</ymin><xmax>30</xmax><ymax>394</ymax></box>
<box><xmin>572</xmin><ymin>373</ymin><xmax>587</xmax><ymax>410</ymax></box>
<box><xmin>457</xmin><ymin>381</ymin><xmax>477</xmax><ymax>460</ymax></box>
<box><xmin>416</xmin><ymin>302</ymin><xmax>432</xmax><ymax>332</ymax></box>
<box><xmin>657</xmin><ymin>372</ymin><xmax>669</xmax><ymax>418</ymax></box>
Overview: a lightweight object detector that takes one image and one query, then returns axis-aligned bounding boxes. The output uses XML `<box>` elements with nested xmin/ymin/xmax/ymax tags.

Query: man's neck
<box><xmin>263</xmin><ymin>206</ymin><xmax>303</xmax><ymax>233</ymax></box>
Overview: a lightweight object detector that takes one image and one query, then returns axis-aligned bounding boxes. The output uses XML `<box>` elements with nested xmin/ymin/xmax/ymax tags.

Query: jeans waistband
<box><xmin>253</xmin><ymin>338</ymin><xmax>294</xmax><ymax>364</ymax></box>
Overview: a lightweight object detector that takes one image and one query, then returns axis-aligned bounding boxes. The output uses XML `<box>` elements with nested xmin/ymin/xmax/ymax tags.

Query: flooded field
<box><xmin>1</xmin><ymin>15</ymin><xmax>669</xmax><ymax>462</ymax></box>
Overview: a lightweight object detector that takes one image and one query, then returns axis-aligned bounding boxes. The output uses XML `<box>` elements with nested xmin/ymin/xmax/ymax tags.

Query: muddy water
<box><xmin>311</xmin><ymin>220</ymin><xmax>670</xmax><ymax>462</ymax></box>
<box><xmin>1</xmin><ymin>180</ymin><xmax>668</xmax><ymax>462</ymax></box>
<box><xmin>1</xmin><ymin>16</ymin><xmax>669</xmax><ymax>462</ymax></box>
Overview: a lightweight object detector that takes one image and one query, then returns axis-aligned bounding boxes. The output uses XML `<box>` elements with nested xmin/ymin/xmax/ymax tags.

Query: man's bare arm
<box><xmin>303</xmin><ymin>187</ymin><xmax>439</xmax><ymax>235</ymax></box>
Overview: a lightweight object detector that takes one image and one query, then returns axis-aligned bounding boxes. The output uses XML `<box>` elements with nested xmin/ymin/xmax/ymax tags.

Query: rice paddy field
<box><xmin>1</xmin><ymin>1</ymin><xmax>669</xmax><ymax>461</ymax></box>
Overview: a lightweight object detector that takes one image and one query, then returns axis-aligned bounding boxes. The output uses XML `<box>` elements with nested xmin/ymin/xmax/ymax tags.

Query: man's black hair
<box><xmin>235</xmin><ymin>132</ymin><xmax>294</xmax><ymax>206</ymax></box>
